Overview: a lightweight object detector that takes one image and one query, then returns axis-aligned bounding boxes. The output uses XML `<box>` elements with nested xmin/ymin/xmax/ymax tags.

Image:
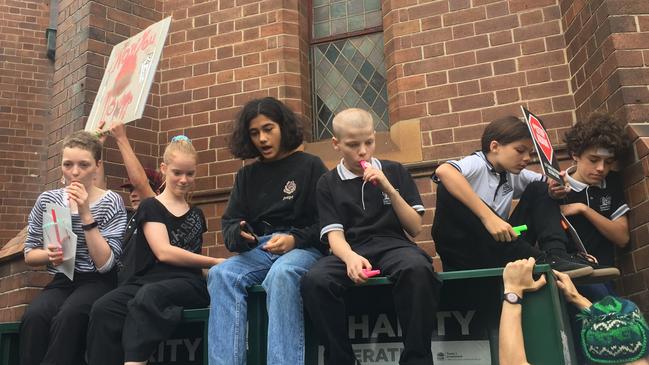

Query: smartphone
<box><xmin>241</xmin><ymin>222</ymin><xmax>259</xmax><ymax>244</ymax></box>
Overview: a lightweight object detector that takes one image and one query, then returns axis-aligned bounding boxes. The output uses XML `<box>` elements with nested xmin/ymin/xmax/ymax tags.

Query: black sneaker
<box><xmin>537</xmin><ymin>252</ymin><xmax>594</xmax><ymax>278</ymax></box>
<box><xmin>569</xmin><ymin>252</ymin><xmax>620</xmax><ymax>283</ymax></box>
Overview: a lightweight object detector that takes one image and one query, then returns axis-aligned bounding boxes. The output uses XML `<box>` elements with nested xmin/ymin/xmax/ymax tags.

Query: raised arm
<box><xmin>363</xmin><ymin>165</ymin><xmax>421</xmax><ymax>237</ymax></box>
<box><xmin>499</xmin><ymin>258</ymin><xmax>546</xmax><ymax>365</ymax></box>
<box><xmin>110</xmin><ymin>121</ymin><xmax>156</xmax><ymax>199</ymax></box>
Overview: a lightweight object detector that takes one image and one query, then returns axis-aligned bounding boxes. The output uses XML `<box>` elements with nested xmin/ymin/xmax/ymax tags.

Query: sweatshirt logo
<box><xmin>283</xmin><ymin>180</ymin><xmax>296</xmax><ymax>200</ymax></box>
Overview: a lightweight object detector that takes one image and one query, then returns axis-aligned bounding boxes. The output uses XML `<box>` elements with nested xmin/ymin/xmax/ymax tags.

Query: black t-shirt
<box><xmin>222</xmin><ymin>151</ymin><xmax>328</xmax><ymax>253</ymax></box>
<box><xmin>135</xmin><ymin>197</ymin><xmax>207</xmax><ymax>276</ymax></box>
<box><xmin>563</xmin><ymin>171</ymin><xmax>629</xmax><ymax>267</ymax></box>
<box><xmin>317</xmin><ymin>159</ymin><xmax>425</xmax><ymax>247</ymax></box>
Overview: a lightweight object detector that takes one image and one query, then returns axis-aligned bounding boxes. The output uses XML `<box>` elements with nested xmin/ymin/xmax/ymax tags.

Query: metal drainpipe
<box><xmin>45</xmin><ymin>0</ymin><xmax>58</xmax><ymax>60</ymax></box>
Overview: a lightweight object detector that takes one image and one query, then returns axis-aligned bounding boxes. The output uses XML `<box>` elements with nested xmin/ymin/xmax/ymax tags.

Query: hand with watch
<box><xmin>498</xmin><ymin>257</ymin><xmax>547</xmax><ymax>364</ymax></box>
<box><xmin>502</xmin><ymin>257</ymin><xmax>547</xmax><ymax>304</ymax></box>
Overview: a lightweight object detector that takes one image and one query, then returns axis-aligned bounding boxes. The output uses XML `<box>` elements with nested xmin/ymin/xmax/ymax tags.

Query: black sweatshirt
<box><xmin>222</xmin><ymin>151</ymin><xmax>328</xmax><ymax>253</ymax></box>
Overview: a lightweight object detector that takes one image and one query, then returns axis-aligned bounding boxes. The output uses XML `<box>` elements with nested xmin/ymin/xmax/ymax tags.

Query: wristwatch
<box><xmin>503</xmin><ymin>292</ymin><xmax>523</xmax><ymax>304</ymax></box>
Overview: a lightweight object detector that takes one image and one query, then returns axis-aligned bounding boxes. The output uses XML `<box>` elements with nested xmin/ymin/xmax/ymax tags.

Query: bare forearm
<box><xmin>328</xmin><ymin>231</ymin><xmax>354</xmax><ymax>261</ymax></box>
<box><xmin>498</xmin><ymin>303</ymin><xmax>529</xmax><ymax>365</ymax></box>
<box><xmin>25</xmin><ymin>249</ymin><xmax>49</xmax><ymax>266</ymax></box>
<box><xmin>78</xmin><ymin>212</ymin><xmax>113</xmax><ymax>267</ymax></box>
<box><xmin>156</xmin><ymin>245</ymin><xmax>218</xmax><ymax>268</ymax></box>
<box><xmin>582</xmin><ymin>208</ymin><xmax>629</xmax><ymax>247</ymax></box>
<box><xmin>386</xmin><ymin>187</ymin><xmax>422</xmax><ymax>237</ymax></box>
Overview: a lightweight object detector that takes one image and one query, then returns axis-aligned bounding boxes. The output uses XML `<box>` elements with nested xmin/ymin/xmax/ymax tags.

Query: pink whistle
<box><xmin>362</xmin><ymin>269</ymin><xmax>381</xmax><ymax>278</ymax></box>
<box><xmin>359</xmin><ymin>160</ymin><xmax>377</xmax><ymax>185</ymax></box>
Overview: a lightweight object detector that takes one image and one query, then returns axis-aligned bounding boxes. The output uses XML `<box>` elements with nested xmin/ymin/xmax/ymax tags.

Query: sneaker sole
<box><xmin>560</xmin><ymin>266</ymin><xmax>594</xmax><ymax>279</ymax></box>
<box><xmin>573</xmin><ymin>267</ymin><xmax>620</xmax><ymax>284</ymax></box>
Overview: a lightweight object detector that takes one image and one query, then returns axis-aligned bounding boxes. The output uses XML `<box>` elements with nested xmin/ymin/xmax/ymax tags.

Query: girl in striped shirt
<box><xmin>20</xmin><ymin>130</ymin><xmax>127</xmax><ymax>365</ymax></box>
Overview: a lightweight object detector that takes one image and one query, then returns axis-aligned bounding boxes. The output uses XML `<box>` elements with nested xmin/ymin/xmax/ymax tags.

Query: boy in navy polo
<box><xmin>301</xmin><ymin>108</ymin><xmax>440</xmax><ymax>365</ymax></box>
<box><xmin>561</xmin><ymin>112</ymin><xmax>630</xmax><ymax>297</ymax></box>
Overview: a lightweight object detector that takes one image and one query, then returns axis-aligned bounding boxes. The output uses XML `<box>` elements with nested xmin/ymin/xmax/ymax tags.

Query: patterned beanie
<box><xmin>578</xmin><ymin>296</ymin><xmax>648</xmax><ymax>364</ymax></box>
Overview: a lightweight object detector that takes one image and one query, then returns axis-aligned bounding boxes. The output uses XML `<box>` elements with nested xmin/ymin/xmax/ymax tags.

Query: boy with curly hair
<box><xmin>561</xmin><ymin>112</ymin><xmax>631</xmax><ymax>297</ymax></box>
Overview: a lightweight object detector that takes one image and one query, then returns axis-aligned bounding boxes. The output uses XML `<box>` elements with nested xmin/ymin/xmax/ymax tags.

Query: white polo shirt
<box><xmin>443</xmin><ymin>151</ymin><xmax>546</xmax><ymax>219</ymax></box>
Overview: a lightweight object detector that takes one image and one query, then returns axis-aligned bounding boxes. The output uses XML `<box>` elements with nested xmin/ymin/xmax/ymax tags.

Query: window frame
<box><xmin>308</xmin><ymin>0</ymin><xmax>386</xmax><ymax>140</ymax></box>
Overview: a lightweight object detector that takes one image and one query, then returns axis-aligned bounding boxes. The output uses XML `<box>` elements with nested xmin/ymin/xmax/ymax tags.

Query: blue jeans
<box><xmin>207</xmin><ymin>234</ymin><xmax>322</xmax><ymax>365</ymax></box>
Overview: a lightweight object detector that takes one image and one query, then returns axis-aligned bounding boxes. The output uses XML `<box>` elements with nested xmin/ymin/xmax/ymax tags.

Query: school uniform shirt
<box><xmin>563</xmin><ymin>167</ymin><xmax>629</xmax><ymax>267</ymax></box>
<box><xmin>24</xmin><ymin>188</ymin><xmax>127</xmax><ymax>274</ymax></box>
<box><xmin>222</xmin><ymin>151</ymin><xmax>328</xmax><ymax>253</ymax></box>
<box><xmin>317</xmin><ymin>158</ymin><xmax>425</xmax><ymax>247</ymax></box>
<box><xmin>134</xmin><ymin>197</ymin><xmax>207</xmax><ymax>277</ymax></box>
<box><xmin>439</xmin><ymin>151</ymin><xmax>546</xmax><ymax>219</ymax></box>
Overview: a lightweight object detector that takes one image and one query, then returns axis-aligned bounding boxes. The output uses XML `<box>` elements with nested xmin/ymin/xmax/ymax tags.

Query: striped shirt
<box><xmin>25</xmin><ymin>188</ymin><xmax>127</xmax><ymax>274</ymax></box>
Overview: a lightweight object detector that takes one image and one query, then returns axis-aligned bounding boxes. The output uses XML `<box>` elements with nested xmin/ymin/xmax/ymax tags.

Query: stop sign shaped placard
<box><xmin>528</xmin><ymin>114</ymin><xmax>553</xmax><ymax>162</ymax></box>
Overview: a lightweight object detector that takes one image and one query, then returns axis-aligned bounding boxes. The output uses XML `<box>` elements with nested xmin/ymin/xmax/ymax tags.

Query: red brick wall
<box><xmin>562</xmin><ymin>0</ymin><xmax>649</xmax><ymax>123</ymax></box>
<box><xmin>0</xmin><ymin>0</ymin><xmax>51</xmax><ymax>243</ymax></box>
<box><xmin>622</xmin><ymin>125</ymin><xmax>649</xmax><ymax>314</ymax></box>
<box><xmin>384</xmin><ymin>0</ymin><xmax>574</xmax><ymax>164</ymax></box>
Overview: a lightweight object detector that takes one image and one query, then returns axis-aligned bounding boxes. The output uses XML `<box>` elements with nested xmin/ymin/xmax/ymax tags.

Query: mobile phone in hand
<box><xmin>241</xmin><ymin>222</ymin><xmax>259</xmax><ymax>244</ymax></box>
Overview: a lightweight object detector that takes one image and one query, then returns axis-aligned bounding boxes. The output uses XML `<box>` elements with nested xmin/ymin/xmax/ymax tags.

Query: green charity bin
<box><xmin>247</xmin><ymin>264</ymin><xmax>577</xmax><ymax>365</ymax></box>
<box><xmin>0</xmin><ymin>322</ymin><xmax>20</xmax><ymax>365</ymax></box>
<box><xmin>146</xmin><ymin>308</ymin><xmax>209</xmax><ymax>365</ymax></box>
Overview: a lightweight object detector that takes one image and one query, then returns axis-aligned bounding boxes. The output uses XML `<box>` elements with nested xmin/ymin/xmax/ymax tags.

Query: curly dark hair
<box><xmin>229</xmin><ymin>97</ymin><xmax>304</xmax><ymax>159</ymax></box>
<box><xmin>563</xmin><ymin>112</ymin><xmax>630</xmax><ymax>159</ymax></box>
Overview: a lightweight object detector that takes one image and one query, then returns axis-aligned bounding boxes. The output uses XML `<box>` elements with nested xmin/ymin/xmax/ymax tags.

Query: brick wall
<box><xmin>622</xmin><ymin>125</ymin><xmax>649</xmax><ymax>314</ymax></box>
<box><xmin>562</xmin><ymin>0</ymin><xmax>649</xmax><ymax>123</ymax></box>
<box><xmin>0</xmin><ymin>0</ymin><xmax>51</xmax><ymax>243</ymax></box>
<box><xmin>385</xmin><ymin>0</ymin><xmax>575</xmax><ymax>163</ymax></box>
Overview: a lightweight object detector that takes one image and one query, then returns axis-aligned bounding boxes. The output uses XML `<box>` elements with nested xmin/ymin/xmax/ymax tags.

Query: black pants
<box><xmin>432</xmin><ymin>181</ymin><xmax>569</xmax><ymax>271</ymax></box>
<box><xmin>301</xmin><ymin>238</ymin><xmax>441</xmax><ymax>365</ymax></box>
<box><xmin>86</xmin><ymin>271</ymin><xmax>209</xmax><ymax>365</ymax></box>
<box><xmin>19</xmin><ymin>271</ymin><xmax>116</xmax><ymax>365</ymax></box>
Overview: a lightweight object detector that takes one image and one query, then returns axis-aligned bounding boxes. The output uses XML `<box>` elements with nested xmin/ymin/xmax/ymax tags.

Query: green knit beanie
<box><xmin>578</xmin><ymin>296</ymin><xmax>648</xmax><ymax>364</ymax></box>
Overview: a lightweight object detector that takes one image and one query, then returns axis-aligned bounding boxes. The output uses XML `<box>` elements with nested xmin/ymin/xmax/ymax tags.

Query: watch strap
<box><xmin>81</xmin><ymin>221</ymin><xmax>98</xmax><ymax>231</ymax></box>
<box><xmin>503</xmin><ymin>292</ymin><xmax>523</xmax><ymax>304</ymax></box>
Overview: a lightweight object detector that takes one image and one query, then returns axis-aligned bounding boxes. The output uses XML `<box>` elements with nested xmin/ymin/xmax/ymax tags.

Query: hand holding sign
<box><xmin>521</xmin><ymin>107</ymin><xmax>563</xmax><ymax>184</ymax></box>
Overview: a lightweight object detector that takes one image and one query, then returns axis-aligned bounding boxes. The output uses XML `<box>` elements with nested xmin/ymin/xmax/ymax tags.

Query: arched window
<box><xmin>311</xmin><ymin>0</ymin><xmax>388</xmax><ymax>140</ymax></box>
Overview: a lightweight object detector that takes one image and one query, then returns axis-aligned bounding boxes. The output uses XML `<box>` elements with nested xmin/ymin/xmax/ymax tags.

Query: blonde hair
<box><xmin>163</xmin><ymin>138</ymin><xmax>197</xmax><ymax>164</ymax></box>
<box><xmin>161</xmin><ymin>137</ymin><xmax>197</xmax><ymax>201</ymax></box>
<box><xmin>332</xmin><ymin>108</ymin><xmax>374</xmax><ymax>138</ymax></box>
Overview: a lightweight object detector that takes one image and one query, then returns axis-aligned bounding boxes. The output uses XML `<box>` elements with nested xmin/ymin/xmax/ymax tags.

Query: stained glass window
<box><xmin>311</xmin><ymin>1</ymin><xmax>387</xmax><ymax>140</ymax></box>
<box><xmin>312</xmin><ymin>0</ymin><xmax>382</xmax><ymax>39</ymax></box>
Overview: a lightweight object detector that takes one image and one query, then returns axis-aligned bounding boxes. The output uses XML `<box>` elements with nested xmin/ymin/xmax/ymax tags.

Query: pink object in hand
<box><xmin>362</xmin><ymin>269</ymin><xmax>381</xmax><ymax>278</ymax></box>
<box><xmin>359</xmin><ymin>160</ymin><xmax>377</xmax><ymax>185</ymax></box>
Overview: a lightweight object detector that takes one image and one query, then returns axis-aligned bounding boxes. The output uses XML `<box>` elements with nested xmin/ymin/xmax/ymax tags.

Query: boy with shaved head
<box><xmin>301</xmin><ymin>108</ymin><xmax>441</xmax><ymax>365</ymax></box>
